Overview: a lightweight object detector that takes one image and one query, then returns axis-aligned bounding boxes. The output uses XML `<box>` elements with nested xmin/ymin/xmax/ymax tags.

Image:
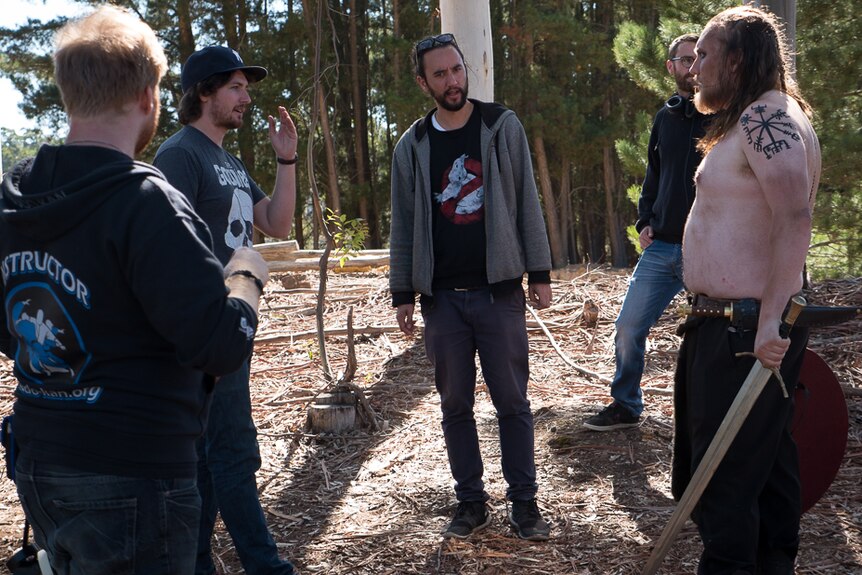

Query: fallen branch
<box><xmin>527</xmin><ymin>305</ymin><xmax>611</xmax><ymax>385</ymax></box>
<box><xmin>255</xmin><ymin>324</ymin><xmax>400</xmax><ymax>345</ymax></box>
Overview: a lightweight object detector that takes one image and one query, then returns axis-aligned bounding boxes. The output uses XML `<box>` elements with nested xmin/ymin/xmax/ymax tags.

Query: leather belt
<box><xmin>684</xmin><ymin>294</ymin><xmax>862</xmax><ymax>330</ymax></box>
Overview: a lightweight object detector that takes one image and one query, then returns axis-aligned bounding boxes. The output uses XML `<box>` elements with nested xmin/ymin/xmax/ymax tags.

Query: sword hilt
<box><xmin>779</xmin><ymin>295</ymin><xmax>807</xmax><ymax>338</ymax></box>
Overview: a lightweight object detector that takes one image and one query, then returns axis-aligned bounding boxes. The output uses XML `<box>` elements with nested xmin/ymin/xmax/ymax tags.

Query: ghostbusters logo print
<box><xmin>435</xmin><ymin>154</ymin><xmax>484</xmax><ymax>224</ymax></box>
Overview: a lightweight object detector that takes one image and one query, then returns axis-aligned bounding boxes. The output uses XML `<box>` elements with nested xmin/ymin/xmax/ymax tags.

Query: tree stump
<box><xmin>307</xmin><ymin>390</ymin><xmax>356</xmax><ymax>433</ymax></box>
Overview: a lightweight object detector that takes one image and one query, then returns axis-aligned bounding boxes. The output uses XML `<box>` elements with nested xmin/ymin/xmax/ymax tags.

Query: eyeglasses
<box><xmin>670</xmin><ymin>56</ymin><xmax>695</xmax><ymax>68</ymax></box>
<box><xmin>415</xmin><ymin>33</ymin><xmax>457</xmax><ymax>56</ymax></box>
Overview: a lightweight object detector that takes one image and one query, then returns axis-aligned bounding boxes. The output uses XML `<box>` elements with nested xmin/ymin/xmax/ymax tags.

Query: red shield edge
<box><xmin>791</xmin><ymin>348</ymin><xmax>849</xmax><ymax>514</ymax></box>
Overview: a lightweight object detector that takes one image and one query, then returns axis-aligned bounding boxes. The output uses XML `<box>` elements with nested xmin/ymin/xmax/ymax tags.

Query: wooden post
<box><xmin>745</xmin><ymin>0</ymin><xmax>797</xmax><ymax>76</ymax></box>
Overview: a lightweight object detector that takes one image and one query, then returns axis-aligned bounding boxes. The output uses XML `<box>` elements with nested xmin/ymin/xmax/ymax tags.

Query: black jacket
<box><xmin>636</xmin><ymin>95</ymin><xmax>709</xmax><ymax>243</ymax></box>
<box><xmin>0</xmin><ymin>144</ymin><xmax>258</xmax><ymax>478</ymax></box>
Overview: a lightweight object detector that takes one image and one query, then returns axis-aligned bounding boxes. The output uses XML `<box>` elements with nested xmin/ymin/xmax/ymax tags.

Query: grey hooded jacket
<box><xmin>389</xmin><ymin>99</ymin><xmax>551</xmax><ymax>304</ymax></box>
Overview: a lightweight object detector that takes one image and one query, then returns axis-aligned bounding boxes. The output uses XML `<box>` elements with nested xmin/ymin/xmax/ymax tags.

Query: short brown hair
<box><xmin>668</xmin><ymin>33</ymin><xmax>698</xmax><ymax>59</ymax></box>
<box><xmin>53</xmin><ymin>5</ymin><xmax>167</xmax><ymax>117</ymax></box>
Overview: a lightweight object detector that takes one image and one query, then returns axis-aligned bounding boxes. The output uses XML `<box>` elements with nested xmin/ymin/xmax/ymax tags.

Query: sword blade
<box><xmin>642</xmin><ymin>362</ymin><xmax>773</xmax><ymax>575</ymax></box>
<box><xmin>642</xmin><ymin>296</ymin><xmax>806</xmax><ymax>574</ymax></box>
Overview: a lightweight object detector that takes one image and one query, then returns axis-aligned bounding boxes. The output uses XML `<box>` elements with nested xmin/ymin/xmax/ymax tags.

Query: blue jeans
<box><xmin>421</xmin><ymin>286</ymin><xmax>538</xmax><ymax>502</ymax></box>
<box><xmin>611</xmin><ymin>240</ymin><xmax>684</xmax><ymax>416</ymax></box>
<box><xmin>15</xmin><ymin>455</ymin><xmax>200</xmax><ymax>575</ymax></box>
<box><xmin>196</xmin><ymin>361</ymin><xmax>295</xmax><ymax>575</ymax></box>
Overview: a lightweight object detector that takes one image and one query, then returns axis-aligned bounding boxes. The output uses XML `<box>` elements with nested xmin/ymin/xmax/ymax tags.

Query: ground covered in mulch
<box><xmin>1</xmin><ymin>267</ymin><xmax>860</xmax><ymax>574</ymax></box>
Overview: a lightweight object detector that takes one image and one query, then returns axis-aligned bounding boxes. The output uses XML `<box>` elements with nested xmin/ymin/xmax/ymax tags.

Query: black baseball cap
<box><xmin>181</xmin><ymin>46</ymin><xmax>268</xmax><ymax>93</ymax></box>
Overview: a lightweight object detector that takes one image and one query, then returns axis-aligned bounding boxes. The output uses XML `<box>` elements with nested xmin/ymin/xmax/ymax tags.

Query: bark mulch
<box><xmin>1</xmin><ymin>266</ymin><xmax>859</xmax><ymax>574</ymax></box>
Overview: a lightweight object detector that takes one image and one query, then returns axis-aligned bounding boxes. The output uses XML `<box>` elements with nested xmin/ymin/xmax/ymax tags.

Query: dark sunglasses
<box><xmin>415</xmin><ymin>33</ymin><xmax>457</xmax><ymax>56</ymax></box>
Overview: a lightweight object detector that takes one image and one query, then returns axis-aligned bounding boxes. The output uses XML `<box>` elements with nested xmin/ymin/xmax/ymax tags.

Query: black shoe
<box><xmin>508</xmin><ymin>499</ymin><xmax>550</xmax><ymax>541</ymax></box>
<box><xmin>583</xmin><ymin>402</ymin><xmax>641</xmax><ymax>431</ymax></box>
<box><xmin>441</xmin><ymin>501</ymin><xmax>490</xmax><ymax>539</ymax></box>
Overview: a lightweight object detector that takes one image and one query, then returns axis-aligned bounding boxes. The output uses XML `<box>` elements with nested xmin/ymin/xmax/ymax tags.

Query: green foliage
<box><xmin>2</xmin><ymin>1</ymin><xmax>860</xmax><ymax>277</ymax></box>
<box><xmin>1</xmin><ymin>127</ymin><xmax>60</xmax><ymax>172</ymax></box>
<box><xmin>326</xmin><ymin>208</ymin><xmax>368</xmax><ymax>269</ymax></box>
<box><xmin>797</xmin><ymin>0</ymin><xmax>862</xmax><ymax>278</ymax></box>
<box><xmin>614</xmin><ymin>110</ymin><xmax>652</xmax><ymax>182</ymax></box>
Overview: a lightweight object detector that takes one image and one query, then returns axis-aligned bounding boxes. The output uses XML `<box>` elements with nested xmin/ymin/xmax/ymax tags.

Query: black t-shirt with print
<box><xmin>428</xmin><ymin>106</ymin><xmax>487</xmax><ymax>290</ymax></box>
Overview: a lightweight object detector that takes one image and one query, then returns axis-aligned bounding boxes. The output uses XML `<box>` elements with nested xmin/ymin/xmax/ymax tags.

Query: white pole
<box><xmin>439</xmin><ymin>0</ymin><xmax>494</xmax><ymax>102</ymax></box>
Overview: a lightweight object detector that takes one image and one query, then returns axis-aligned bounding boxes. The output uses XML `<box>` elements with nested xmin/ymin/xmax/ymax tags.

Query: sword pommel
<box><xmin>780</xmin><ymin>295</ymin><xmax>807</xmax><ymax>338</ymax></box>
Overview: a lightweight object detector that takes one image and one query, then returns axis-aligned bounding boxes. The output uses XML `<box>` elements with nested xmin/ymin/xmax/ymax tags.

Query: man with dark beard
<box><xmin>585</xmin><ymin>33</ymin><xmax>709</xmax><ymax>431</ymax></box>
<box><xmin>154</xmin><ymin>46</ymin><xmax>299</xmax><ymax>575</ymax></box>
<box><xmin>674</xmin><ymin>6</ymin><xmax>820</xmax><ymax>574</ymax></box>
<box><xmin>389</xmin><ymin>33</ymin><xmax>553</xmax><ymax>541</ymax></box>
<box><xmin>0</xmin><ymin>7</ymin><xmax>269</xmax><ymax>574</ymax></box>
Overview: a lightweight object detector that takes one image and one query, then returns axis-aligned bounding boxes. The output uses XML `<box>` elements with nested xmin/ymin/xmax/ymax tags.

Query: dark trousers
<box><xmin>196</xmin><ymin>360</ymin><xmax>295</xmax><ymax>575</ymax></box>
<box><xmin>421</xmin><ymin>286</ymin><xmax>538</xmax><ymax>502</ymax></box>
<box><xmin>673</xmin><ymin>317</ymin><xmax>808</xmax><ymax>575</ymax></box>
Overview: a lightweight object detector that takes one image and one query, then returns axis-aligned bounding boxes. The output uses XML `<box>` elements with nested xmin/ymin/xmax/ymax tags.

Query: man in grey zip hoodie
<box><xmin>389</xmin><ymin>33</ymin><xmax>553</xmax><ymax>541</ymax></box>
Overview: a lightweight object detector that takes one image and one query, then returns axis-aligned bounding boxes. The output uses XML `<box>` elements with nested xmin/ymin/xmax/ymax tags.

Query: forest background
<box><xmin>1</xmin><ymin>0</ymin><xmax>859</xmax><ymax>278</ymax></box>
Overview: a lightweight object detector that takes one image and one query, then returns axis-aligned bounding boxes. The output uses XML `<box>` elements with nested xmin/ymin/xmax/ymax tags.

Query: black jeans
<box><xmin>673</xmin><ymin>317</ymin><xmax>808</xmax><ymax>575</ymax></box>
<box><xmin>421</xmin><ymin>286</ymin><xmax>538</xmax><ymax>502</ymax></box>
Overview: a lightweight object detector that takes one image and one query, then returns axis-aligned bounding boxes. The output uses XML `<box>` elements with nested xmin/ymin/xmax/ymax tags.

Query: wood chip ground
<box><xmin>1</xmin><ymin>266</ymin><xmax>859</xmax><ymax>574</ymax></box>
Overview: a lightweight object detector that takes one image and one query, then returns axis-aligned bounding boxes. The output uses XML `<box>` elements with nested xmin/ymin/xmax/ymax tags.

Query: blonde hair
<box><xmin>53</xmin><ymin>5</ymin><xmax>167</xmax><ymax>117</ymax></box>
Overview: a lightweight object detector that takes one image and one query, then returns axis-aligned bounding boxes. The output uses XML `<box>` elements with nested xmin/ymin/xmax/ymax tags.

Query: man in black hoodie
<box><xmin>585</xmin><ymin>34</ymin><xmax>709</xmax><ymax>431</ymax></box>
<box><xmin>0</xmin><ymin>6</ymin><xmax>269</xmax><ymax>575</ymax></box>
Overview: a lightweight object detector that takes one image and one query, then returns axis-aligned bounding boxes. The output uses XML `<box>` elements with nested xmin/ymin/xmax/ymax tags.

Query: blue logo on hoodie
<box><xmin>5</xmin><ymin>283</ymin><xmax>98</xmax><ymax>402</ymax></box>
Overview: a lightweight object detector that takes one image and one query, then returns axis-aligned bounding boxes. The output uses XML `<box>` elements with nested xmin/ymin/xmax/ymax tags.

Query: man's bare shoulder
<box><xmin>737</xmin><ymin>90</ymin><xmax>814</xmax><ymax>162</ymax></box>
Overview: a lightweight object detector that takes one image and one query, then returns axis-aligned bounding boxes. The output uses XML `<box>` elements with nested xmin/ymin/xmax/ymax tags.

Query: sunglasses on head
<box><xmin>415</xmin><ymin>33</ymin><xmax>457</xmax><ymax>56</ymax></box>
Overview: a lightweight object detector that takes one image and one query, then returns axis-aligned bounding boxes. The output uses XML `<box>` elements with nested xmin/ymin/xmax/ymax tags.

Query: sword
<box><xmin>642</xmin><ymin>295</ymin><xmax>807</xmax><ymax>575</ymax></box>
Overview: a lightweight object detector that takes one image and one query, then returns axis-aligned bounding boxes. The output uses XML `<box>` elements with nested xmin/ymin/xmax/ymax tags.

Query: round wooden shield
<box><xmin>791</xmin><ymin>348</ymin><xmax>849</xmax><ymax>514</ymax></box>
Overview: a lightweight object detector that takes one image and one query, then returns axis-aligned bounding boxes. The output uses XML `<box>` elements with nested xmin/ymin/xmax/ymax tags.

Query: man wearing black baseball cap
<box><xmin>180</xmin><ymin>45</ymin><xmax>268</xmax><ymax>93</ymax></box>
<box><xmin>154</xmin><ymin>46</ymin><xmax>299</xmax><ymax>575</ymax></box>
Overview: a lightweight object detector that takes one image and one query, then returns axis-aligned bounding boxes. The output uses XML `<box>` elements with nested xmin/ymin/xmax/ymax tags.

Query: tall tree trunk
<box><xmin>440</xmin><ymin>0</ymin><xmax>494</xmax><ymax>102</ymax></box>
<box><xmin>286</xmin><ymin>0</ymin><xmax>305</xmax><ymax>248</ymax></box>
<box><xmin>175</xmin><ymin>0</ymin><xmax>195</xmax><ymax>64</ymax></box>
<box><xmin>533</xmin><ymin>134</ymin><xmax>565</xmax><ymax>269</ymax></box>
<box><xmin>597</xmin><ymin>0</ymin><xmax>627</xmax><ymax>267</ymax></box>
<box><xmin>602</xmin><ymin>140</ymin><xmax>627</xmax><ymax>266</ymax></box>
<box><xmin>348</xmin><ymin>0</ymin><xmax>375</xmax><ymax>246</ymax></box>
<box><xmin>300</xmin><ymin>0</ymin><xmax>341</xmax><ymax>235</ymax></box>
<box><xmin>558</xmin><ymin>157</ymin><xmax>572</xmax><ymax>265</ymax></box>
<box><xmin>318</xmin><ymin>89</ymin><xmax>341</xmax><ymax>214</ymax></box>
<box><xmin>391</xmin><ymin>0</ymin><xmax>407</xmax><ymax>135</ymax></box>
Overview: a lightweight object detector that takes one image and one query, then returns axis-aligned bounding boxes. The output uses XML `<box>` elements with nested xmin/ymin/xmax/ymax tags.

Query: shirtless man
<box><xmin>673</xmin><ymin>6</ymin><xmax>820</xmax><ymax>574</ymax></box>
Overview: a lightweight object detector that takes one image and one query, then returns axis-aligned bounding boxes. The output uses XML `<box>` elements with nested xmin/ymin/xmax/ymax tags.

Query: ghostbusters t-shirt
<box><xmin>428</xmin><ymin>106</ymin><xmax>487</xmax><ymax>289</ymax></box>
<box><xmin>154</xmin><ymin>126</ymin><xmax>266</xmax><ymax>266</ymax></box>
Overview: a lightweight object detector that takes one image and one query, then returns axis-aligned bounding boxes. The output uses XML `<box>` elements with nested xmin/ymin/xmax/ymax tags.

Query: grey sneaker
<box><xmin>508</xmin><ymin>499</ymin><xmax>550</xmax><ymax>541</ymax></box>
<box><xmin>441</xmin><ymin>501</ymin><xmax>490</xmax><ymax>539</ymax></box>
<box><xmin>583</xmin><ymin>402</ymin><xmax>641</xmax><ymax>431</ymax></box>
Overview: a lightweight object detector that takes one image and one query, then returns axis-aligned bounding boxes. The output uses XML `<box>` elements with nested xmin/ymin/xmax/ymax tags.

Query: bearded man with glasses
<box><xmin>389</xmin><ymin>33</ymin><xmax>553</xmax><ymax>541</ymax></box>
<box><xmin>584</xmin><ymin>33</ymin><xmax>711</xmax><ymax>432</ymax></box>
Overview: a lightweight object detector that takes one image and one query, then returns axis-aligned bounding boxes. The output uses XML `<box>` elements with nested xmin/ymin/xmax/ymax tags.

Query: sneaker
<box><xmin>583</xmin><ymin>402</ymin><xmax>641</xmax><ymax>431</ymax></box>
<box><xmin>441</xmin><ymin>501</ymin><xmax>490</xmax><ymax>539</ymax></box>
<box><xmin>508</xmin><ymin>499</ymin><xmax>550</xmax><ymax>541</ymax></box>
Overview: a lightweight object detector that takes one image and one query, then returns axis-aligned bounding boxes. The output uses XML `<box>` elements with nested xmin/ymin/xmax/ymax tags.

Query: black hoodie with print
<box><xmin>0</xmin><ymin>144</ymin><xmax>258</xmax><ymax>478</ymax></box>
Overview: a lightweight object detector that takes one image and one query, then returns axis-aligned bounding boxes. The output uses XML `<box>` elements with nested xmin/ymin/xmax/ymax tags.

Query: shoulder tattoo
<box><xmin>740</xmin><ymin>104</ymin><xmax>801</xmax><ymax>160</ymax></box>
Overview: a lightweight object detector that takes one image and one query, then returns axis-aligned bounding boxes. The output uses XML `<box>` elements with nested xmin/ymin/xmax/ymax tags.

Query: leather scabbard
<box><xmin>682</xmin><ymin>297</ymin><xmax>862</xmax><ymax>329</ymax></box>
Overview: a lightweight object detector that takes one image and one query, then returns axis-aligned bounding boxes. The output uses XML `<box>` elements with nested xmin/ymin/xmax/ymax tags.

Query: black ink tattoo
<box><xmin>740</xmin><ymin>105</ymin><xmax>800</xmax><ymax>160</ymax></box>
